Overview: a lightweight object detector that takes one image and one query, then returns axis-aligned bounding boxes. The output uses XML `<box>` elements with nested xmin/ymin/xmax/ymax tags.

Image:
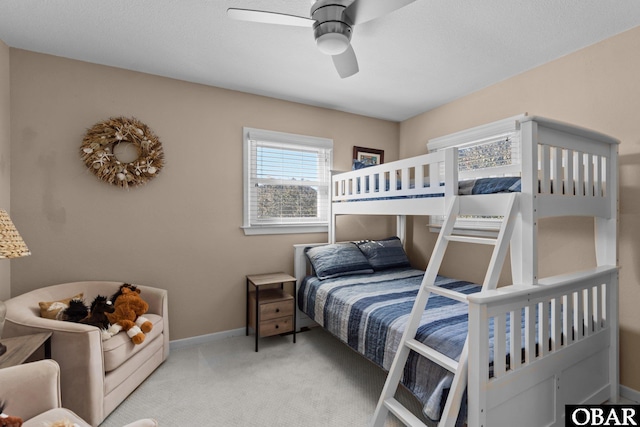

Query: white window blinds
<box><xmin>243</xmin><ymin>128</ymin><xmax>333</xmax><ymax>235</ymax></box>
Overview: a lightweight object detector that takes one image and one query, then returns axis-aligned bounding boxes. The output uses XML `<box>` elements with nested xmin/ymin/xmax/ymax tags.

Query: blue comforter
<box><xmin>298</xmin><ymin>268</ymin><xmax>481</xmax><ymax>423</ymax></box>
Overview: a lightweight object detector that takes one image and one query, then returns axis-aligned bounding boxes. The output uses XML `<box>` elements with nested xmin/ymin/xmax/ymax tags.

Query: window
<box><xmin>433</xmin><ymin>135</ymin><xmax>519</xmax><ymax>234</ymax></box>
<box><xmin>427</xmin><ymin>115</ymin><xmax>523</xmax><ymax>236</ymax></box>
<box><xmin>242</xmin><ymin>127</ymin><xmax>333</xmax><ymax>235</ymax></box>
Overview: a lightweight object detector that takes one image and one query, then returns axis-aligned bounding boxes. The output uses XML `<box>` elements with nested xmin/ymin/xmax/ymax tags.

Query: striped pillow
<box><xmin>305</xmin><ymin>243</ymin><xmax>374</xmax><ymax>280</ymax></box>
<box><xmin>356</xmin><ymin>236</ymin><xmax>411</xmax><ymax>271</ymax></box>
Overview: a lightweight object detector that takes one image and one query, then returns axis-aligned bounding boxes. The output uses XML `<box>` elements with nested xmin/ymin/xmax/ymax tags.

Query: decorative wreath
<box><xmin>80</xmin><ymin>117</ymin><xmax>165</xmax><ymax>189</ymax></box>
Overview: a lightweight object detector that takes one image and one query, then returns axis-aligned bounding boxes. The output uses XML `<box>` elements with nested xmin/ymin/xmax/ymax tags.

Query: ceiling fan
<box><xmin>227</xmin><ymin>0</ymin><xmax>418</xmax><ymax>78</ymax></box>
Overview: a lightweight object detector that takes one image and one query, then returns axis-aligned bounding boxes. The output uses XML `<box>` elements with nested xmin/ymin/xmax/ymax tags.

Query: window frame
<box><xmin>242</xmin><ymin>127</ymin><xmax>333</xmax><ymax>236</ymax></box>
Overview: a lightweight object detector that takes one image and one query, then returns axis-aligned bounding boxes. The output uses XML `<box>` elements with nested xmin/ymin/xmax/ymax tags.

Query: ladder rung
<box><xmin>445</xmin><ymin>235</ymin><xmax>497</xmax><ymax>245</ymax></box>
<box><xmin>425</xmin><ymin>285</ymin><xmax>470</xmax><ymax>304</ymax></box>
<box><xmin>405</xmin><ymin>339</ymin><xmax>459</xmax><ymax>372</ymax></box>
<box><xmin>384</xmin><ymin>398</ymin><xmax>426</xmax><ymax>427</ymax></box>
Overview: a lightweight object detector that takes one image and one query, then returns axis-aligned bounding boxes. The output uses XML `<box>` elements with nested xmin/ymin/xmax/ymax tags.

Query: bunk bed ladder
<box><xmin>370</xmin><ymin>193</ymin><xmax>518</xmax><ymax>427</ymax></box>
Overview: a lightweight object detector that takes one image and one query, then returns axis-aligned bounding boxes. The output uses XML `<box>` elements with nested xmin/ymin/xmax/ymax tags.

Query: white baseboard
<box><xmin>620</xmin><ymin>385</ymin><xmax>640</xmax><ymax>403</ymax></box>
<box><xmin>169</xmin><ymin>323</ymin><xmax>317</xmax><ymax>350</ymax></box>
<box><xmin>170</xmin><ymin>327</ymin><xmax>245</xmax><ymax>350</ymax></box>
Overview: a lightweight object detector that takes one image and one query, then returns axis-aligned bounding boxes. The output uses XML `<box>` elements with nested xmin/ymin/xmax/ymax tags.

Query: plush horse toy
<box><xmin>60</xmin><ymin>298</ymin><xmax>89</xmax><ymax>323</ymax></box>
<box><xmin>106</xmin><ymin>283</ymin><xmax>152</xmax><ymax>344</ymax></box>
<box><xmin>80</xmin><ymin>295</ymin><xmax>115</xmax><ymax>330</ymax></box>
<box><xmin>60</xmin><ymin>295</ymin><xmax>116</xmax><ymax>340</ymax></box>
<box><xmin>0</xmin><ymin>401</ymin><xmax>23</xmax><ymax>427</ymax></box>
<box><xmin>82</xmin><ymin>295</ymin><xmax>116</xmax><ymax>340</ymax></box>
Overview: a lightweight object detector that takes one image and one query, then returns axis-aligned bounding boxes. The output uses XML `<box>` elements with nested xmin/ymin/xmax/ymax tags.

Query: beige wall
<box><xmin>6</xmin><ymin>25</ymin><xmax>640</xmax><ymax>389</ymax></box>
<box><xmin>400</xmin><ymin>26</ymin><xmax>640</xmax><ymax>391</ymax></box>
<box><xmin>0</xmin><ymin>40</ymin><xmax>10</xmax><ymax>301</ymax></box>
<box><xmin>8</xmin><ymin>49</ymin><xmax>398</xmax><ymax>339</ymax></box>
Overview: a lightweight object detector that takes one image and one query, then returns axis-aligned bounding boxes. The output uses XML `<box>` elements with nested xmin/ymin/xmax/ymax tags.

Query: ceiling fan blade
<box><xmin>345</xmin><ymin>0</ymin><xmax>418</xmax><ymax>25</ymax></box>
<box><xmin>227</xmin><ymin>8</ymin><xmax>314</xmax><ymax>27</ymax></box>
<box><xmin>332</xmin><ymin>45</ymin><xmax>359</xmax><ymax>78</ymax></box>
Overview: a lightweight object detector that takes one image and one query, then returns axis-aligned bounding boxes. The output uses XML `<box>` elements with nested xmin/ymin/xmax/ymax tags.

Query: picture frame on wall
<box><xmin>353</xmin><ymin>146</ymin><xmax>384</xmax><ymax>166</ymax></box>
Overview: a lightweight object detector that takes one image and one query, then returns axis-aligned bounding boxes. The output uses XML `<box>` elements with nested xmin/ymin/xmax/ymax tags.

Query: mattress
<box><xmin>298</xmin><ymin>267</ymin><xmax>481</xmax><ymax>424</ymax></box>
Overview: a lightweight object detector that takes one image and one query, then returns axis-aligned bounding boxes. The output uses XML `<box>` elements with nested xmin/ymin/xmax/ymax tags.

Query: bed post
<box><xmin>329</xmin><ymin>212</ymin><xmax>336</xmax><ymax>243</ymax></box>
<box><xmin>595</xmin><ymin>142</ymin><xmax>618</xmax><ymax>268</ymax></box>
<box><xmin>294</xmin><ymin>243</ymin><xmax>321</xmax><ymax>330</ymax></box>
<box><xmin>596</xmin><ymin>142</ymin><xmax>619</xmax><ymax>402</ymax></box>
<box><xmin>444</xmin><ymin>148</ymin><xmax>458</xmax><ymax>199</ymax></box>
<box><xmin>396</xmin><ymin>215</ymin><xmax>406</xmax><ymax>245</ymax></box>
<box><xmin>511</xmin><ymin>119</ymin><xmax>538</xmax><ymax>285</ymax></box>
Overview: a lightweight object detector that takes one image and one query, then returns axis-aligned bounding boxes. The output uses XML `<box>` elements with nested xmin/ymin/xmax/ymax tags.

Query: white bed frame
<box><xmin>294</xmin><ymin>115</ymin><xmax>619</xmax><ymax>427</ymax></box>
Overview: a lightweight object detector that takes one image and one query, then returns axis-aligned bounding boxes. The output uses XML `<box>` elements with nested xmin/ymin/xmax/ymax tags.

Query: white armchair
<box><xmin>3</xmin><ymin>281</ymin><xmax>169</xmax><ymax>426</ymax></box>
<box><xmin>0</xmin><ymin>359</ymin><xmax>158</xmax><ymax>427</ymax></box>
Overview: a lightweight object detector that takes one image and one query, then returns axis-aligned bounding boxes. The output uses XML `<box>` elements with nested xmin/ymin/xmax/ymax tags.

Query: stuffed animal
<box><xmin>106</xmin><ymin>284</ymin><xmax>153</xmax><ymax>344</ymax></box>
<box><xmin>0</xmin><ymin>401</ymin><xmax>23</xmax><ymax>427</ymax></box>
<box><xmin>59</xmin><ymin>298</ymin><xmax>89</xmax><ymax>323</ymax></box>
<box><xmin>80</xmin><ymin>295</ymin><xmax>116</xmax><ymax>341</ymax></box>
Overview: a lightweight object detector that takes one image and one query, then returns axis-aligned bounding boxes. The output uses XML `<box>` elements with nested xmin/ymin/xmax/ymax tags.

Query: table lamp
<box><xmin>0</xmin><ymin>209</ymin><xmax>30</xmax><ymax>356</ymax></box>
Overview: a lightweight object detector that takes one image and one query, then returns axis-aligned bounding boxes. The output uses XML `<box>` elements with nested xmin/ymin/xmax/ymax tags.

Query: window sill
<box><xmin>241</xmin><ymin>224</ymin><xmax>328</xmax><ymax>236</ymax></box>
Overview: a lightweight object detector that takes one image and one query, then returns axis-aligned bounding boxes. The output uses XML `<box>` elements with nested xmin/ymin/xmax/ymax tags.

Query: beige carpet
<box><xmin>99</xmin><ymin>327</ymin><xmax>427</xmax><ymax>426</ymax></box>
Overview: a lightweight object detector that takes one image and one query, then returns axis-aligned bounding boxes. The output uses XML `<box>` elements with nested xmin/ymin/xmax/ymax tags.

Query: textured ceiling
<box><xmin>1</xmin><ymin>1</ymin><xmax>640</xmax><ymax>121</ymax></box>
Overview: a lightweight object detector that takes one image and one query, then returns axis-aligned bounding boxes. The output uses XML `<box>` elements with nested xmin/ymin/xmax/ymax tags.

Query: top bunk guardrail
<box><xmin>331</xmin><ymin>115</ymin><xmax>619</xmax><ymax>220</ymax></box>
<box><xmin>332</xmin><ymin>148</ymin><xmax>458</xmax><ymax>203</ymax></box>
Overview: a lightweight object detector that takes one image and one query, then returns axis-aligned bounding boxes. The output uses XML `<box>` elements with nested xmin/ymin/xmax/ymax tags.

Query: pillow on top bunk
<box><xmin>305</xmin><ymin>243</ymin><xmax>374</xmax><ymax>280</ymax></box>
<box><xmin>352</xmin><ymin>159</ymin><xmax>374</xmax><ymax>170</ymax></box>
<box><xmin>356</xmin><ymin>236</ymin><xmax>411</xmax><ymax>271</ymax></box>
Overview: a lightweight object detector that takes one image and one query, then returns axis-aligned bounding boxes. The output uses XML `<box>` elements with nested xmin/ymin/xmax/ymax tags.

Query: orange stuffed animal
<box><xmin>105</xmin><ymin>283</ymin><xmax>153</xmax><ymax>345</ymax></box>
<box><xmin>0</xmin><ymin>401</ymin><xmax>22</xmax><ymax>427</ymax></box>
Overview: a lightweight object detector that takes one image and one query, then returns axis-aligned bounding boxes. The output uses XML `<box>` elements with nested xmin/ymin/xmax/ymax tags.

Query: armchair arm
<box><xmin>137</xmin><ymin>284</ymin><xmax>169</xmax><ymax>359</ymax></box>
<box><xmin>0</xmin><ymin>360</ymin><xmax>61</xmax><ymax>421</ymax></box>
<box><xmin>3</xmin><ymin>309</ymin><xmax>105</xmax><ymax>425</ymax></box>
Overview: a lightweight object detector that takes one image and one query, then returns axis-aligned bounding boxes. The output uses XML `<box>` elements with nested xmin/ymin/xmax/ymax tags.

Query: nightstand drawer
<box><xmin>260</xmin><ymin>299</ymin><xmax>294</xmax><ymax>321</ymax></box>
<box><xmin>260</xmin><ymin>316</ymin><xmax>294</xmax><ymax>337</ymax></box>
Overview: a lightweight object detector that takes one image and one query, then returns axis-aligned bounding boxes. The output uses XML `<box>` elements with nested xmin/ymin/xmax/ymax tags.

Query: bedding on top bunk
<box><xmin>343</xmin><ymin>174</ymin><xmax>521</xmax><ymax>201</ymax></box>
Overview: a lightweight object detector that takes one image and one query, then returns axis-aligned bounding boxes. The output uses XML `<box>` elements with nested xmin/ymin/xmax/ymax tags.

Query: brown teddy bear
<box><xmin>105</xmin><ymin>283</ymin><xmax>153</xmax><ymax>345</ymax></box>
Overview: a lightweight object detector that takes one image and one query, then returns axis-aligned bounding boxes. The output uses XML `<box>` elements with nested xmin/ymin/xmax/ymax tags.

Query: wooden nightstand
<box><xmin>246</xmin><ymin>272</ymin><xmax>296</xmax><ymax>352</ymax></box>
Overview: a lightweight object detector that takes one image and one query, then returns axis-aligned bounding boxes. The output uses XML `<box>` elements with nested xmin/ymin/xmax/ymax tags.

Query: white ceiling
<box><xmin>1</xmin><ymin>1</ymin><xmax>640</xmax><ymax>122</ymax></box>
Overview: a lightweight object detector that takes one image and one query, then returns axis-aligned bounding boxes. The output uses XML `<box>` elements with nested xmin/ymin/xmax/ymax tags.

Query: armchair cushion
<box><xmin>23</xmin><ymin>408</ymin><xmax>90</xmax><ymax>427</ymax></box>
<box><xmin>102</xmin><ymin>313</ymin><xmax>164</xmax><ymax>372</ymax></box>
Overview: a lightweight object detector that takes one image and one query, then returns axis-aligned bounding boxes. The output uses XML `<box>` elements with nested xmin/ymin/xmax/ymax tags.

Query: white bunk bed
<box><xmin>293</xmin><ymin>115</ymin><xmax>619</xmax><ymax>427</ymax></box>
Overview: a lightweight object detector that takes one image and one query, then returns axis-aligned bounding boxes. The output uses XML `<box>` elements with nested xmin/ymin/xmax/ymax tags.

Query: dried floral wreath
<box><xmin>80</xmin><ymin>117</ymin><xmax>165</xmax><ymax>189</ymax></box>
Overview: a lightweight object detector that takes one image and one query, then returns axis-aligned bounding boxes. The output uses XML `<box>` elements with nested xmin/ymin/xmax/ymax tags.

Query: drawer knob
<box><xmin>275</xmin><ymin>308</ymin><xmax>280</xmax><ymax>313</ymax></box>
<box><xmin>275</xmin><ymin>324</ymin><xmax>279</xmax><ymax>329</ymax></box>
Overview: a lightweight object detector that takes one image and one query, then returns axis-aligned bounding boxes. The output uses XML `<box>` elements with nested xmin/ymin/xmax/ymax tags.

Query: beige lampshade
<box><xmin>0</xmin><ymin>209</ymin><xmax>30</xmax><ymax>259</ymax></box>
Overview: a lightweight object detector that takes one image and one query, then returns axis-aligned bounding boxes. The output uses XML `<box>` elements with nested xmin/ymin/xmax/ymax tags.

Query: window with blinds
<box><xmin>242</xmin><ymin>127</ymin><xmax>333</xmax><ymax>235</ymax></box>
<box><xmin>430</xmin><ymin>133</ymin><xmax>521</xmax><ymax>234</ymax></box>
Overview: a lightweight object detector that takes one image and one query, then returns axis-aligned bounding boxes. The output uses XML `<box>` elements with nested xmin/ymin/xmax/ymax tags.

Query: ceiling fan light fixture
<box><xmin>316</xmin><ymin>32</ymin><xmax>350</xmax><ymax>55</ymax></box>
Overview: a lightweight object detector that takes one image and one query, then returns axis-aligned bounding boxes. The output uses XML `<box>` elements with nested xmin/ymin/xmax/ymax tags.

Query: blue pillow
<box><xmin>352</xmin><ymin>159</ymin><xmax>372</xmax><ymax>170</ymax></box>
<box><xmin>353</xmin><ymin>159</ymin><xmax>379</xmax><ymax>193</ymax></box>
<box><xmin>305</xmin><ymin>243</ymin><xmax>374</xmax><ymax>280</ymax></box>
<box><xmin>356</xmin><ymin>237</ymin><xmax>411</xmax><ymax>271</ymax></box>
